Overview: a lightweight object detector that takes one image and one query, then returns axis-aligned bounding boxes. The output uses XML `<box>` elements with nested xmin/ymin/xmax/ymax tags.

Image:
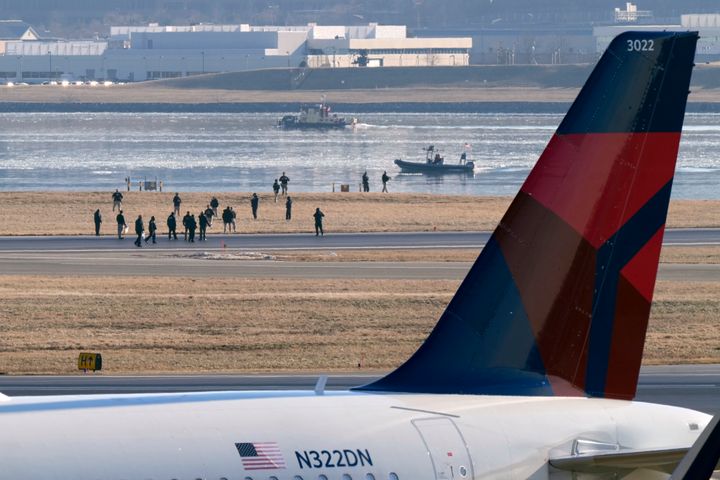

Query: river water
<box><xmin>0</xmin><ymin>111</ymin><xmax>718</xmax><ymax>198</ymax></box>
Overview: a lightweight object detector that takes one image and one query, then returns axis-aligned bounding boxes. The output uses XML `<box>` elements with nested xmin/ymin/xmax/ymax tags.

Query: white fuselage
<box><xmin>0</xmin><ymin>391</ymin><xmax>709</xmax><ymax>479</ymax></box>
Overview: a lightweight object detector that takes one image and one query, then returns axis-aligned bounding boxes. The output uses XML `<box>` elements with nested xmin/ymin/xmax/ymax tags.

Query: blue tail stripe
<box><xmin>585</xmin><ymin>180</ymin><xmax>673</xmax><ymax>396</ymax></box>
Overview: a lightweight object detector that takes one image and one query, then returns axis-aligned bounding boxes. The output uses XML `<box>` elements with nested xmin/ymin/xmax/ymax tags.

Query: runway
<box><xmin>0</xmin><ymin>228</ymin><xmax>718</xmax><ymax>252</ymax></box>
<box><xmin>0</xmin><ymin>365</ymin><xmax>718</xmax><ymax>415</ymax></box>
<box><xmin>0</xmin><ymin>230</ymin><xmax>718</xmax><ymax>279</ymax></box>
<box><xmin>0</xmin><ymin>251</ymin><xmax>717</xmax><ymax>280</ymax></box>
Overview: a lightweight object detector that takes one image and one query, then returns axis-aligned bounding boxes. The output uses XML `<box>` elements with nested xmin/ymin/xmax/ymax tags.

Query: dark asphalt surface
<box><xmin>0</xmin><ymin>228</ymin><xmax>718</xmax><ymax>252</ymax></box>
<box><xmin>0</xmin><ymin>365</ymin><xmax>718</xmax><ymax>415</ymax></box>
<box><xmin>0</xmin><ymin>251</ymin><xmax>717</xmax><ymax>279</ymax></box>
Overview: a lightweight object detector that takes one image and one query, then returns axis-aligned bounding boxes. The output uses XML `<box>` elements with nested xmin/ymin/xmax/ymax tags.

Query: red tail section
<box><xmin>358</xmin><ymin>31</ymin><xmax>698</xmax><ymax>399</ymax></box>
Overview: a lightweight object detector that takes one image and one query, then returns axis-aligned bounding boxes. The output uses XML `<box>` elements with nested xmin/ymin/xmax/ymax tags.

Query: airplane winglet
<box><xmin>670</xmin><ymin>415</ymin><xmax>720</xmax><ymax>480</ymax></box>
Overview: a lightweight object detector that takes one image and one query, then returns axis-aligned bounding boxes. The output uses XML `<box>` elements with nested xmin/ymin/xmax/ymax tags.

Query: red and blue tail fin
<box><xmin>357</xmin><ymin>31</ymin><xmax>698</xmax><ymax>400</ymax></box>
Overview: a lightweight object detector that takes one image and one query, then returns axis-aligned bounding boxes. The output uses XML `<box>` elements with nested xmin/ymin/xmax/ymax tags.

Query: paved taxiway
<box><xmin>0</xmin><ymin>252</ymin><xmax>717</xmax><ymax>280</ymax></box>
<box><xmin>0</xmin><ymin>228</ymin><xmax>718</xmax><ymax>252</ymax></box>
<box><xmin>0</xmin><ymin>230</ymin><xmax>718</xmax><ymax>279</ymax></box>
<box><xmin>0</xmin><ymin>365</ymin><xmax>718</xmax><ymax>415</ymax></box>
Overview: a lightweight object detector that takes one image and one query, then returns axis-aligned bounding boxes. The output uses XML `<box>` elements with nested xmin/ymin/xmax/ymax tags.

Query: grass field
<box><xmin>0</xmin><ymin>275</ymin><xmax>717</xmax><ymax>374</ymax></box>
<box><xmin>0</xmin><ymin>192</ymin><xmax>718</xmax><ymax>236</ymax></box>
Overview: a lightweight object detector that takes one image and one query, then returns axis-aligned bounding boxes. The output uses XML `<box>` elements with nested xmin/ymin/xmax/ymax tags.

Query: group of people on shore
<box><xmin>99</xmin><ymin>180</ymin><xmax>326</xmax><ymax>244</ymax></box>
<box><xmin>362</xmin><ymin>171</ymin><xmax>391</xmax><ymax>193</ymax></box>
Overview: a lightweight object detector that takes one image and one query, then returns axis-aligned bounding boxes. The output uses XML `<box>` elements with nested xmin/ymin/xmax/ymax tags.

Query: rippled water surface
<box><xmin>0</xmin><ymin>111</ymin><xmax>718</xmax><ymax>198</ymax></box>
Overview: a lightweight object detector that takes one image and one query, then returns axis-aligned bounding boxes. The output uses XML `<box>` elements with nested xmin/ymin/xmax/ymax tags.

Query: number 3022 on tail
<box><xmin>627</xmin><ymin>39</ymin><xmax>654</xmax><ymax>51</ymax></box>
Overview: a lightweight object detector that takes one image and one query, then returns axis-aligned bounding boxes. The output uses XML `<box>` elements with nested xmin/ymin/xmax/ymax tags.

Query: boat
<box><xmin>394</xmin><ymin>145</ymin><xmax>475</xmax><ymax>174</ymax></box>
<box><xmin>278</xmin><ymin>96</ymin><xmax>357</xmax><ymax>130</ymax></box>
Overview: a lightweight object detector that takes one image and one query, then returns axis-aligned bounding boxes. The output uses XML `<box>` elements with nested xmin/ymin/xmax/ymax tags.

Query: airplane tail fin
<box><xmin>357</xmin><ymin>31</ymin><xmax>698</xmax><ymax>400</ymax></box>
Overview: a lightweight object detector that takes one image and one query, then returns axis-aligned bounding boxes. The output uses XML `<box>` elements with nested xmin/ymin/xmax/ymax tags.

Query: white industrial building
<box><xmin>594</xmin><ymin>13</ymin><xmax>720</xmax><ymax>60</ymax></box>
<box><xmin>0</xmin><ymin>22</ymin><xmax>472</xmax><ymax>83</ymax></box>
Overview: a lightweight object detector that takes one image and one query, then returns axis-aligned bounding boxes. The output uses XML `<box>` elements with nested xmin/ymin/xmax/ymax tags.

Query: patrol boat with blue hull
<box><xmin>394</xmin><ymin>145</ymin><xmax>475</xmax><ymax>174</ymax></box>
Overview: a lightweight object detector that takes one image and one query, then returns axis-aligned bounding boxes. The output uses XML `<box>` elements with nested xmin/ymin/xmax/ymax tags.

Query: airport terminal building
<box><xmin>0</xmin><ymin>21</ymin><xmax>472</xmax><ymax>83</ymax></box>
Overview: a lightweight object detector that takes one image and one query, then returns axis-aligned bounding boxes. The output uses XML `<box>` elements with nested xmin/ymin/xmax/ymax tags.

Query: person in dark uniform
<box><xmin>145</xmin><ymin>216</ymin><xmax>157</xmax><ymax>244</ymax></box>
<box><xmin>167</xmin><ymin>212</ymin><xmax>177</xmax><ymax>240</ymax></box>
<box><xmin>221</xmin><ymin>207</ymin><xmax>230</xmax><ymax>233</ymax></box>
<box><xmin>182</xmin><ymin>211</ymin><xmax>191</xmax><ymax>241</ymax></box>
<box><xmin>362</xmin><ymin>171</ymin><xmax>370</xmax><ymax>192</ymax></box>
<box><xmin>116</xmin><ymin>210</ymin><xmax>126</xmax><ymax>239</ymax></box>
<box><xmin>250</xmin><ymin>193</ymin><xmax>259</xmax><ymax>220</ymax></box>
<box><xmin>210</xmin><ymin>196</ymin><xmax>219</xmax><ymax>217</ymax></box>
<box><xmin>204</xmin><ymin>205</ymin><xmax>214</xmax><ymax>227</ymax></box>
<box><xmin>285</xmin><ymin>196</ymin><xmax>292</xmax><ymax>221</ymax></box>
<box><xmin>279</xmin><ymin>172</ymin><xmax>290</xmax><ymax>195</ymax></box>
<box><xmin>313</xmin><ymin>207</ymin><xmax>325</xmax><ymax>236</ymax></box>
<box><xmin>134</xmin><ymin>215</ymin><xmax>144</xmax><ymax>247</ymax></box>
<box><xmin>112</xmin><ymin>189</ymin><xmax>123</xmax><ymax>211</ymax></box>
<box><xmin>173</xmin><ymin>193</ymin><xmax>182</xmax><ymax>216</ymax></box>
<box><xmin>272</xmin><ymin>179</ymin><xmax>280</xmax><ymax>202</ymax></box>
<box><xmin>187</xmin><ymin>214</ymin><xmax>197</xmax><ymax>243</ymax></box>
<box><xmin>381</xmin><ymin>171</ymin><xmax>390</xmax><ymax>193</ymax></box>
<box><xmin>93</xmin><ymin>209</ymin><xmax>102</xmax><ymax>236</ymax></box>
<box><xmin>199</xmin><ymin>211</ymin><xmax>208</xmax><ymax>241</ymax></box>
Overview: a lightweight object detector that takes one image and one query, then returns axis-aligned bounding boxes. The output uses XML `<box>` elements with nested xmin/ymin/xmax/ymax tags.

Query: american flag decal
<box><xmin>235</xmin><ymin>442</ymin><xmax>286</xmax><ymax>470</ymax></box>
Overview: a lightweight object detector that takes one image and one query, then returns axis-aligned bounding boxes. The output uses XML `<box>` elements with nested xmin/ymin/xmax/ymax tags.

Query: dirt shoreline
<box><xmin>0</xmin><ymin>192</ymin><xmax>717</xmax><ymax>236</ymax></box>
<box><xmin>2</xmin><ymin>84</ymin><xmax>720</xmax><ymax>104</ymax></box>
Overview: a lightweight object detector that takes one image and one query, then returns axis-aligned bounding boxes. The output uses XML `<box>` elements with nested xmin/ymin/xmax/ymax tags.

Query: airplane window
<box><xmin>366</xmin><ymin>475</ymin><xmax>376</xmax><ymax>480</ymax></box>
<box><xmin>318</xmin><ymin>475</ymin><xmax>329</xmax><ymax>480</ymax></box>
<box><xmin>269</xmin><ymin>477</ymin><xmax>279</xmax><ymax>480</ymax></box>
<box><xmin>293</xmin><ymin>476</ymin><xmax>304</xmax><ymax>480</ymax></box>
<box><xmin>342</xmin><ymin>475</ymin><xmax>352</xmax><ymax>480</ymax></box>
<box><xmin>389</xmin><ymin>474</ymin><xmax>399</xmax><ymax>480</ymax></box>
<box><xmin>244</xmin><ymin>477</ymin><xmax>253</xmax><ymax>480</ymax></box>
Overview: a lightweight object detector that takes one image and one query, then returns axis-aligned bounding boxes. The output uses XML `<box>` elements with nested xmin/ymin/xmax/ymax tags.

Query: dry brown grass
<box><xmin>0</xmin><ymin>275</ymin><xmax>716</xmax><ymax>374</ymax></box>
<box><xmin>0</xmin><ymin>192</ymin><xmax>718</xmax><ymax>236</ymax></box>
<box><xmin>645</xmin><ymin>281</ymin><xmax>720</xmax><ymax>365</ymax></box>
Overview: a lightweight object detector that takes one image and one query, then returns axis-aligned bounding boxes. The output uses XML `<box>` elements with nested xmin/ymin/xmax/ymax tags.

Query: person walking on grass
<box><xmin>273</xmin><ymin>179</ymin><xmax>280</xmax><ymax>202</ymax></box>
<box><xmin>204</xmin><ymin>205</ymin><xmax>214</xmax><ymax>227</ymax></box>
<box><xmin>362</xmin><ymin>171</ymin><xmax>370</xmax><ymax>192</ymax></box>
<box><xmin>93</xmin><ymin>209</ymin><xmax>102</xmax><ymax>236</ymax></box>
<box><xmin>167</xmin><ymin>212</ymin><xmax>177</xmax><ymax>240</ymax></box>
<box><xmin>313</xmin><ymin>207</ymin><xmax>325</xmax><ymax>236</ymax></box>
<box><xmin>134</xmin><ymin>215</ymin><xmax>144</xmax><ymax>248</ymax></box>
<box><xmin>210</xmin><ymin>196</ymin><xmax>219</xmax><ymax>217</ymax></box>
<box><xmin>230</xmin><ymin>207</ymin><xmax>237</xmax><ymax>232</ymax></box>
<box><xmin>112</xmin><ymin>189</ymin><xmax>123</xmax><ymax>211</ymax></box>
<box><xmin>382</xmin><ymin>171</ymin><xmax>390</xmax><ymax>193</ymax></box>
<box><xmin>285</xmin><ymin>196</ymin><xmax>292</xmax><ymax>221</ymax></box>
<box><xmin>116</xmin><ymin>210</ymin><xmax>127</xmax><ymax>239</ymax></box>
<box><xmin>222</xmin><ymin>206</ymin><xmax>235</xmax><ymax>233</ymax></box>
<box><xmin>145</xmin><ymin>216</ymin><xmax>157</xmax><ymax>244</ymax></box>
<box><xmin>199</xmin><ymin>210</ymin><xmax>208</xmax><ymax>241</ymax></box>
<box><xmin>279</xmin><ymin>172</ymin><xmax>290</xmax><ymax>195</ymax></box>
<box><xmin>250</xmin><ymin>193</ymin><xmax>259</xmax><ymax>220</ymax></box>
<box><xmin>173</xmin><ymin>193</ymin><xmax>182</xmax><ymax>216</ymax></box>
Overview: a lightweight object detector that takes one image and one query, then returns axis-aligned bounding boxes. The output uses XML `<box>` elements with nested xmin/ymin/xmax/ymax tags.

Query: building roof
<box><xmin>0</xmin><ymin>20</ymin><xmax>37</xmax><ymax>40</ymax></box>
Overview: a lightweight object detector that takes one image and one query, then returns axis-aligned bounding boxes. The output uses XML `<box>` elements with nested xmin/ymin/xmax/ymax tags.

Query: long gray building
<box><xmin>0</xmin><ymin>22</ymin><xmax>471</xmax><ymax>83</ymax></box>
